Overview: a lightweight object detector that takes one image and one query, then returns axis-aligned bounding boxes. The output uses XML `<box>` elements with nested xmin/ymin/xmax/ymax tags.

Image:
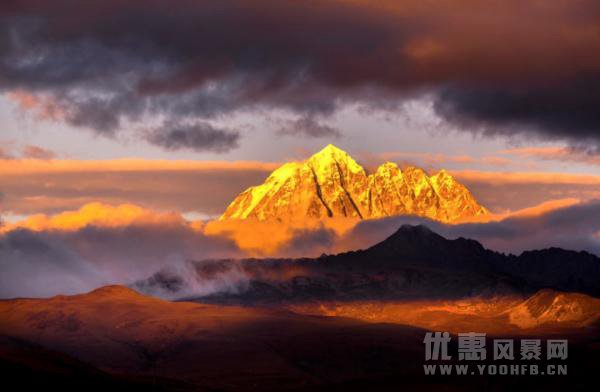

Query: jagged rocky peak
<box><xmin>220</xmin><ymin>144</ymin><xmax>488</xmax><ymax>223</ymax></box>
<box><xmin>308</xmin><ymin>144</ymin><xmax>365</xmax><ymax>175</ymax></box>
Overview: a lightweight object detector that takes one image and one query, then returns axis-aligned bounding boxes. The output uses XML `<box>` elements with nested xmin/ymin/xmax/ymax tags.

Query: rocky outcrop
<box><xmin>221</xmin><ymin>144</ymin><xmax>488</xmax><ymax>223</ymax></box>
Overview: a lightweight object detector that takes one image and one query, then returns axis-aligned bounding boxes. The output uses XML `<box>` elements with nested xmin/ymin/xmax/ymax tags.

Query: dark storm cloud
<box><xmin>435</xmin><ymin>76</ymin><xmax>600</xmax><ymax>153</ymax></box>
<box><xmin>1</xmin><ymin>0</ymin><xmax>600</xmax><ymax>149</ymax></box>
<box><xmin>146</xmin><ymin>122</ymin><xmax>240</xmax><ymax>152</ymax></box>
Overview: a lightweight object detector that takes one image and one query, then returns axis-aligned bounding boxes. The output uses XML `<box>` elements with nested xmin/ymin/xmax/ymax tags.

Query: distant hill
<box><xmin>137</xmin><ymin>225</ymin><xmax>600</xmax><ymax>302</ymax></box>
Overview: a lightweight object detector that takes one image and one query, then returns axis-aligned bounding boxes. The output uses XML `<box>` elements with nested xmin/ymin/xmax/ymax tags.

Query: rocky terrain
<box><xmin>1</xmin><ymin>285</ymin><xmax>597</xmax><ymax>391</ymax></box>
<box><xmin>220</xmin><ymin>145</ymin><xmax>488</xmax><ymax>223</ymax></box>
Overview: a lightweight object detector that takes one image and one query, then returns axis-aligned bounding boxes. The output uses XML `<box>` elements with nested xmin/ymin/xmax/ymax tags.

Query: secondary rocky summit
<box><xmin>221</xmin><ymin>144</ymin><xmax>487</xmax><ymax>223</ymax></box>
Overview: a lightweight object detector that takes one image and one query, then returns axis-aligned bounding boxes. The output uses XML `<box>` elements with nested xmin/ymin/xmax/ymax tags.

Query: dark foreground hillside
<box><xmin>0</xmin><ymin>285</ymin><xmax>598</xmax><ymax>391</ymax></box>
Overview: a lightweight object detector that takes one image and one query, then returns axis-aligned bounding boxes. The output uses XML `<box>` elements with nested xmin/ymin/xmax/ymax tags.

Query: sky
<box><xmin>0</xmin><ymin>0</ymin><xmax>599</xmax><ymax>297</ymax></box>
<box><xmin>1</xmin><ymin>1</ymin><xmax>599</xmax><ymax>164</ymax></box>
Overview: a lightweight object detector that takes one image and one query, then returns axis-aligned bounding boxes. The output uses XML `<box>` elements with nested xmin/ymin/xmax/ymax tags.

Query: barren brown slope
<box><xmin>0</xmin><ymin>286</ymin><xmax>425</xmax><ymax>390</ymax></box>
<box><xmin>1</xmin><ymin>285</ymin><xmax>598</xmax><ymax>391</ymax></box>
<box><xmin>288</xmin><ymin>289</ymin><xmax>600</xmax><ymax>335</ymax></box>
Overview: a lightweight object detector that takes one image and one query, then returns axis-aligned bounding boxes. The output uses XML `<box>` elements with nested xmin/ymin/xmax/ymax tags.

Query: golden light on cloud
<box><xmin>6</xmin><ymin>89</ymin><xmax>65</xmax><ymax>121</ymax></box>
<box><xmin>0</xmin><ymin>195</ymin><xmax>590</xmax><ymax>255</ymax></box>
<box><xmin>0</xmin><ymin>158</ymin><xmax>279</xmax><ymax>174</ymax></box>
<box><xmin>0</xmin><ymin>202</ymin><xmax>192</xmax><ymax>233</ymax></box>
<box><xmin>0</xmin><ymin>158</ymin><xmax>277</xmax><ymax>217</ymax></box>
<box><xmin>453</xmin><ymin>170</ymin><xmax>600</xmax><ymax>185</ymax></box>
<box><xmin>204</xmin><ymin>217</ymin><xmax>358</xmax><ymax>256</ymax></box>
<box><xmin>456</xmin><ymin>198</ymin><xmax>582</xmax><ymax>223</ymax></box>
<box><xmin>2</xmin><ymin>156</ymin><xmax>599</xmax><ymax>219</ymax></box>
<box><xmin>500</xmin><ymin>147</ymin><xmax>600</xmax><ymax>166</ymax></box>
<box><xmin>371</xmin><ymin>151</ymin><xmax>514</xmax><ymax>168</ymax></box>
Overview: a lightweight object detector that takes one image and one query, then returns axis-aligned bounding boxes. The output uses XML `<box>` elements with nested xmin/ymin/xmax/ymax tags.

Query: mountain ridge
<box><xmin>220</xmin><ymin>144</ymin><xmax>488</xmax><ymax>223</ymax></box>
<box><xmin>136</xmin><ymin>224</ymin><xmax>600</xmax><ymax>302</ymax></box>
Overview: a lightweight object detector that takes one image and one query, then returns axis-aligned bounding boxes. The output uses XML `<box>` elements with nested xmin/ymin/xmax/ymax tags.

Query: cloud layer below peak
<box><xmin>1</xmin><ymin>199</ymin><xmax>599</xmax><ymax>299</ymax></box>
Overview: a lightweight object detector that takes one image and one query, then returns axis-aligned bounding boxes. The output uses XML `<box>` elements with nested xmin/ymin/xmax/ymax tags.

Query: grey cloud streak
<box><xmin>277</xmin><ymin>116</ymin><xmax>341</xmax><ymax>139</ymax></box>
<box><xmin>145</xmin><ymin>122</ymin><xmax>240</xmax><ymax>152</ymax></box>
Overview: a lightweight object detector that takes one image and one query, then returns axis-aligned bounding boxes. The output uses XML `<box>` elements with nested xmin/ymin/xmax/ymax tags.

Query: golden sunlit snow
<box><xmin>221</xmin><ymin>144</ymin><xmax>488</xmax><ymax>223</ymax></box>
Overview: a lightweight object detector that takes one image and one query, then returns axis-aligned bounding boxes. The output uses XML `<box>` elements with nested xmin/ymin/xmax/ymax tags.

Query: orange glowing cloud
<box><xmin>2</xmin><ymin>157</ymin><xmax>599</xmax><ymax>225</ymax></box>
<box><xmin>1</xmin><ymin>196</ymin><xmax>599</xmax><ymax>258</ymax></box>
<box><xmin>0</xmin><ymin>158</ymin><xmax>279</xmax><ymax>174</ymax></box>
<box><xmin>204</xmin><ymin>217</ymin><xmax>358</xmax><ymax>256</ymax></box>
<box><xmin>203</xmin><ymin>219</ymin><xmax>298</xmax><ymax>255</ymax></box>
<box><xmin>370</xmin><ymin>151</ymin><xmax>513</xmax><ymax>169</ymax></box>
<box><xmin>453</xmin><ymin>170</ymin><xmax>600</xmax><ymax>186</ymax></box>
<box><xmin>0</xmin><ymin>158</ymin><xmax>277</xmax><ymax>217</ymax></box>
<box><xmin>500</xmin><ymin>198</ymin><xmax>582</xmax><ymax>218</ymax></box>
<box><xmin>0</xmin><ymin>201</ymin><xmax>345</xmax><ymax>256</ymax></box>
<box><xmin>457</xmin><ymin>198</ymin><xmax>582</xmax><ymax>223</ymax></box>
<box><xmin>206</xmin><ymin>198</ymin><xmax>586</xmax><ymax>254</ymax></box>
<box><xmin>0</xmin><ymin>202</ymin><xmax>196</xmax><ymax>233</ymax></box>
<box><xmin>500</xmin><ymin>147</ymin><xmax>600</xmax><ymax>166</ymax></box>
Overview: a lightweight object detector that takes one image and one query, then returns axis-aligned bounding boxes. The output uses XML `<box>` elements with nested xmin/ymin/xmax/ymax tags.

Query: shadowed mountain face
<box><xmin>367</xmin><ymin>226</ymin><xmax>600</xmax><ymax>294</ymax></box>
<box><xmin>137</xmin><ymin>225</ymin><xmax>600</xmax><ymax>302</ymax></box>
<box><xmin>220</xmin><ymin>145</ymin><xmax>488</xmax><ymax>223</ymax></box>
